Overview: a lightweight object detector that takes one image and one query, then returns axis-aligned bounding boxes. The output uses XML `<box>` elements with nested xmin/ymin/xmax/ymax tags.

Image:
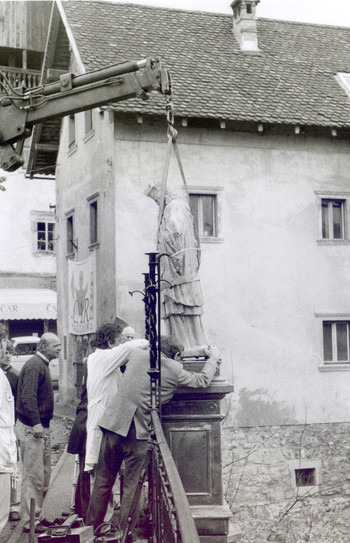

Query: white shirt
<box><xmin>85</xmin><ymin>338</ymin><xmax>148</xmax><ymax>470</ymax></box>
<box><xmin>0</xmin><ymin>369</ymin><xmax>16</xmax><ymax>473</ymax></box>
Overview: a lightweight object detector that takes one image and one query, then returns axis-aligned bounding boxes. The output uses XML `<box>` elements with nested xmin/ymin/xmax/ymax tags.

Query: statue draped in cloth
<box><xmin>146</xmin><ymin>184</ymin><xmax>207</xmax><ymax>348</ymax></box>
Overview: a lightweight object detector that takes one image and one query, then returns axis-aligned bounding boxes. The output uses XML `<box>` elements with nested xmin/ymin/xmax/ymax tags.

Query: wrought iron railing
<box><xmin>141</xmin><ymin>253</ymin><xmax>199</xmax><ymax>542</ymax></box>
<box><xmin>149</xmin><ymin>410</ymin><xmax>200</xmax><ymax>543</ymax></box>
<box><xmin>0</xmin><ymin>65</ymin><xmax>41</xmax><ymax>91</ymax></box>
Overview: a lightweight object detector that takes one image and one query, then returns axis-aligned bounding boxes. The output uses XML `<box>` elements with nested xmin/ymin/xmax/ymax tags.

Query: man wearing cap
<box><xmin>121</xmin><ymin>326</ymin><xmax>136</xmax><ymax>343</ymax></box>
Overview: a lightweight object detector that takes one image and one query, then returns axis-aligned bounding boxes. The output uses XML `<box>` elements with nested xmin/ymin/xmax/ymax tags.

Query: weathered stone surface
<box><xmin>222</xmin><ymin>422</ymin><xmax>350</xmax><ymax>542</ymax></box>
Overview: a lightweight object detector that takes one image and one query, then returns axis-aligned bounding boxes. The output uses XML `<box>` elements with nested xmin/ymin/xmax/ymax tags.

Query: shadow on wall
<box><xmin>236</xmin><ymin>388</ymin><xmax>297</xmax><ymax>427</ymax></box>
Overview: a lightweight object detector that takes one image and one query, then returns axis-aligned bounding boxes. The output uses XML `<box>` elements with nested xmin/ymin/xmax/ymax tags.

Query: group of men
<box><xmin>0</xmin><ymin>319</ymin><xmax>220</xmax><ymax>542</ymax></box>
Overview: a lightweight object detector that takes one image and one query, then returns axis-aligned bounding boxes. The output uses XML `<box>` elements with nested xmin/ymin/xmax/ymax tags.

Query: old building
<box><xmin>29</xmin><ymin>0</ymin><xmax>350</xmax><ymax>538</ymax></box>
<box><xmin>0</xmin><ymin>1</ymin><xmax>57</xmax><ymax>338</ymax></box>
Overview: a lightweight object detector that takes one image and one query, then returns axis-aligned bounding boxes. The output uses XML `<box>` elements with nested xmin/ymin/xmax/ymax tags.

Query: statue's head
<box><xmin>145</xmin><ymin>183</ymin><xmax>182</xmax><ymax>206</ymax></box>
<box><xmin>144</xmin><ymin>183</ymin><xmax>161</xmax><ymax>204</ymax></box>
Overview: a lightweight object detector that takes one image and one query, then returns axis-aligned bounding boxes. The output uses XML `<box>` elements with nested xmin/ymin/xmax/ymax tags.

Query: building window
<box><xmin>321</xmin><ymin>199</ymin><xmax>345</xmax><ymax>240</ymax></box>
<box><xmin>68</xmin><ymin>115</ymin><xmax>75</xmax><ymax>148</ymax></box>
<box><xmin>295</xmin><ymin>468</ymin><xmax>316</xmax><ymax>487</ymax></box>
<box><xmin>85</xmin><ymin>110</ymin><xmax>93</xmax><ymax>134</ymax></box>
<box><xmin>189</xmin><ymin>194</ymin><xmax>217</xmax><ymax>238</ymax></box>
<box><xmin>323</xmin><ymin>321</ymin><xmax>350</xmax><ymax>363</ymax></box>
<box><xmin>37</xmin><ymin>221</ymin><xmax>55</xmax><ymax>252</ymax></box>
<box><xmin>289</xmin><ymin>460</ymin><xmax>320</xmax><ymax>496</ymax></box>
<box><xmin>90</xmin><ymin>200</ymin><xmax>98</xmax><ymax>244</ymax></box>
<box><xmin>67</xmin><ymin>214</ymin><xmax>75</xmax><ymax>254</ymax></box>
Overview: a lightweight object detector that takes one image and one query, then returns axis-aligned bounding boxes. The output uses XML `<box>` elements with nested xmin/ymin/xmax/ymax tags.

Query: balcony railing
<box><xmin>0</xmin><ymin>65</ymin><xmax>41</xmax><ymax>91</ymax></box>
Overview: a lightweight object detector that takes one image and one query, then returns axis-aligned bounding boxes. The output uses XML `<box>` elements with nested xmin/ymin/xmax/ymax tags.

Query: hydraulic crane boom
<box><xmin>0</xmin><ymin>57</ymin><xmax>170</xmax><ymax>172</ymax></box>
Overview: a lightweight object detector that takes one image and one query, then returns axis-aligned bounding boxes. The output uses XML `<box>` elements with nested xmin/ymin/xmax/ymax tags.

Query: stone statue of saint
<box><xmin>146</xmin><ymin>184</ymin><xmax>206</xmax><ymax>348</ymax></box>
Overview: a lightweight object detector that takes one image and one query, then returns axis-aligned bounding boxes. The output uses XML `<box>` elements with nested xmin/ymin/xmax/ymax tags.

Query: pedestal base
<box><xmin>191</xmin><ymin>503</ymin><xmax>238</xmax><ymax>542</ymax></box>
<box><xmin>162</xmin><ymin>369</ymin><xmax>234</xmax><ymax>542</ymax></box>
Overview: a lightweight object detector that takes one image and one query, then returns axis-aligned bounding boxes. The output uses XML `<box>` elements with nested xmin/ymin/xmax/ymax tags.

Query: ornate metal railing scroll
<box><xmin>149</xmin><ymin>410</ymin><xmax>200</xmax><ymax>543</ymax></box>
<box><xmin>145</xmin><ymin>252</ymin><xmax>161</xmax><ymax>413</ymax></box>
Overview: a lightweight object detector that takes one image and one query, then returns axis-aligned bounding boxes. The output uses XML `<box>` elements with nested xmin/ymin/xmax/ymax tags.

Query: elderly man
<box><xmin>86</xmin><ymin>335</ymin><xmax>220</xmax><ymax>542</ymax></box>
<box><xmin>121</xmin><ymin>326</ymin><xmax>136</xmax><ymax>343</ymax></box>
<box><xmin>0</xmin><ymin>327</ymin><xmax>17</xmax><ymax>536</ymax></box>
<box><xmin>16</xmin><ymin>332</ymin><xmax>61</xmax><ymax>534</ymax></box>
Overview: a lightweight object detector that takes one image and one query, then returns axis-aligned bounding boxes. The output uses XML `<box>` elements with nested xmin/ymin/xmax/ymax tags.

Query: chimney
<box><xmin>231</xmin><ymin>0</ymin><xmax>260</xmax><ymax>53</ymax></box>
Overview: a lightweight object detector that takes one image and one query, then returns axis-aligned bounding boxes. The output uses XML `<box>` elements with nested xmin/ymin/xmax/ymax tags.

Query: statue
<box><xmin>146</xmin><ymin>184</ymin><xmax>207</xmax><ymax>348</ymax></box>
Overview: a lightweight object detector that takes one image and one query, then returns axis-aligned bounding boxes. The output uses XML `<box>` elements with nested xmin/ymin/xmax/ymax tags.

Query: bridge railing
<box><xmin>149</xmin><ymin>410</ymin><xmax>200</xmax><ymax>543</ymax></box>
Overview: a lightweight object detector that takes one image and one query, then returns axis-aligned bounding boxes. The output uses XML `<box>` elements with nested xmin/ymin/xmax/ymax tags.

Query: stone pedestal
<box><xmin>161</xmin><ymin>364</ymin><xmax>234</xmax><ymax>542</ymax></box>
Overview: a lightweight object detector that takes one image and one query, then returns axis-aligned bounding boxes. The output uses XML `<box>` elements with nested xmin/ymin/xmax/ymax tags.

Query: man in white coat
<box><xmin>85</xmin><ymin>322</ymin><xmax>148</xmax><ymax>472</ymax></box>
<box><xmin>0</xmin><ymin>327</ymin><xmax>17</xmax><ymax>535</ymax></box>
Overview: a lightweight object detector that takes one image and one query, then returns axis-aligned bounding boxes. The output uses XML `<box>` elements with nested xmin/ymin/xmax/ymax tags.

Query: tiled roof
<box><xmin>60</xmin><ymin>1</ymin><xmax>350</xmax><ymax>127</ymax></box>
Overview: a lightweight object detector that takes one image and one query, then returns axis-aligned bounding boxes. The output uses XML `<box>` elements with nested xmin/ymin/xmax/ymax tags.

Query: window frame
<box><xmin>36</xmin><ymin>220</ymin><xmax>55</xmax><ymax>253</ymax></box>
<box><xmin>67</xmin><ymin>114</ymin><xmax>77</xmax><ymax>155</ymax></box>
<box><xmin>322</xmin><ymin>320</ymin><xmax>350</xmax><ymax>363</ymax></box>
<box><xmin>83</xmin><ymin>109</ymin><xmax>95</xmax><ymax>142</ymax></box>
<box><xmin>87</xmin><ymin>192</ymin><xmax>99</xmax><ymax>248</ymax></box>
<box><xmin>31</xmin><ymin>210</ymin><xmax>56</xmax><ymax>255</ymax></box>
<box><xmin>65</xmin><ymin>210</ymin><xmax>76</xmax><ymax>257</ymax></box>
<box><xmin>316</xmin><ymin>314</ymin><xmax>350</xmax><ymax>372</ymax></box>
<box><xmin>187</xmin><ymin>186</ymin><xmax>223</xmax><ymax>243</ymax></box>
<box><xmin>315</xmin><ymin>191</ymin><xmax>350</xmax><ymax>245</ymax></box>
<box><xmin>289</xmin><ymin>459</ymin><xmax>321</xmax><ymax>497</ymax></box>
<box><xmin>321</xmin><ymin>199</ymin><xmax>344</xmax><ymax>240</ymax></box>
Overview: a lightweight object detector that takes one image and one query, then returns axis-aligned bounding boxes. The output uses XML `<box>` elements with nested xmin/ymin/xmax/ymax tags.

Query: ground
<box><xmin>0</xmin><ymin>414</ymin><xmax>73</xmax><ymax>543</ymax></box>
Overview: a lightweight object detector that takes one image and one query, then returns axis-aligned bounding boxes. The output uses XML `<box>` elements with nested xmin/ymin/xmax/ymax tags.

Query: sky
<box><xmin>109</xmin><ymin>0</ymin><xmax>350</xmax><ymax>27</ymax></box>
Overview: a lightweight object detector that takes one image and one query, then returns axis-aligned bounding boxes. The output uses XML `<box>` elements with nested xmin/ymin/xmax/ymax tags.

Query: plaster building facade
<box><xmin>0</xmin><ymin>1</ymin><xmax>57</xmax><ymax>338</ymax></box>
<box><xmin>29</xmin><ymin>0</ymin><xmax>350</xmax><ymax>538</ymax></box>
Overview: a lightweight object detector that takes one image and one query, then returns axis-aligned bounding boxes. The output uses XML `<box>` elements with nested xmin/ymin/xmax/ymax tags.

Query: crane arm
<box><xmin>0</xmin><ymin>57</ymin><xmax>170</xmax><ymax>172</ymax></box>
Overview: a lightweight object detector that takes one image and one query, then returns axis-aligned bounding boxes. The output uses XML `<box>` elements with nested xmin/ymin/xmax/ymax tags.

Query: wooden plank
<box><xmin>34</xmin><ymin>143</ymin><xmax>59</xmax><ymax>152</ymax></box>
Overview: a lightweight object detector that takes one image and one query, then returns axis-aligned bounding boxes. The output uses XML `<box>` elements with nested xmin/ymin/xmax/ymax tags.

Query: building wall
<box><xmin>222</xmin><ymin>421</ymin><xmax>350</xmax><ymax>542</ymax></box>
<box><xmin>110</xmin><ymin>119</ymin><xmax>350</xmax><ymax>426</ymax></box>
<box><xmin>55</xmin><ymin>108</ymin><xmax>117</xmax><ymax>402</ymax></box>
<box><xmin>55</xmin><ymin>108</ymin><xmax>350</xmax><ymax>421</ymax></box>
<box><xmin>0</xmin><ymin>171</ymin><xmax>56</xmax><ymax>279</ymax></box>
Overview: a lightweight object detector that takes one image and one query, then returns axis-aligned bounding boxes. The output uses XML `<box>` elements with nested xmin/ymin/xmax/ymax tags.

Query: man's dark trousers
<box><xmin>86</xmin><ymin>422</ymin><xmax>148</xmax><ymax>531</ymax></box>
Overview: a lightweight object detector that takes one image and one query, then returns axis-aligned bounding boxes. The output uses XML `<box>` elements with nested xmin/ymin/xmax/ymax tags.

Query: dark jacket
<box><xmin>67</xmin><ymin>383</ymin><xmax>87</xmax><ymax>455</ymax></box>
<box><xmin>2</xmin><ymin>365</ymin><xmax>19</xmax><ymax>401</ymax></box>
<box><xmin>16</xmin><ymin>353</ymin><xmax>54</xmax><ymax>428</ymax></box>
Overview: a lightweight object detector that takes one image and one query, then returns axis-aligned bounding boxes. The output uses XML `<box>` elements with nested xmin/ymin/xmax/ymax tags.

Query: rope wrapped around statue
<box><xmin>146</xmin><ymin>184</ymin><xmax>207</xmax><ymax>349</ymax></box>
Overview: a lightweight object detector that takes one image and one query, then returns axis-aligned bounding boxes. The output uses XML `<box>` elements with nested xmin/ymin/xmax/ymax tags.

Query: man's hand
<box><xmin>32</xmin><ymin>423</ymin><xmax>45</xmax><ymax>438</ymax></box>
<box><xmin>204</xmin><ymin>345</ymin><xmax>221</xmax><ymax>362</ymax></box>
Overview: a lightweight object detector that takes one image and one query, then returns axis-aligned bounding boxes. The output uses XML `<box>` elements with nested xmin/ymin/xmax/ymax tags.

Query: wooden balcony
<box><xmin>0</xmin><ymin>65</ymin><xmax>41</xmax><ymax>91</ymax></box>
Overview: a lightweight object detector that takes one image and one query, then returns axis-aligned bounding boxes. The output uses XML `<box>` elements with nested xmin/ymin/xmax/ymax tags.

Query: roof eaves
<box><xmin>55</xmin><ymin>0</ymin><xmax>86</xmax><ymax>73</ymax></box>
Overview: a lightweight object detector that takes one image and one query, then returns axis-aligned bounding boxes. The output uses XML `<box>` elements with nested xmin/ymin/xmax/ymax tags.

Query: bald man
<box><xmin>16</xmin><ymin>333</ymin><xmax>61</xmax><ymax>533</ymax></box>
<box><xmin>121</xmin><ymin>326</ymin><xmax>136</xmax><ymax>343</ymax></box>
